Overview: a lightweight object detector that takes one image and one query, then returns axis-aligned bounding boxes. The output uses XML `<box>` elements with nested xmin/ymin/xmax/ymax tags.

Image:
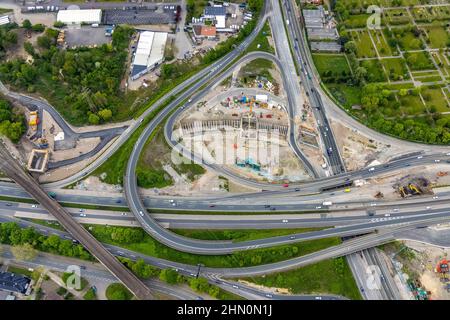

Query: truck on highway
<box><xmin>48</xmin><ymin>191</ymin><xmax>56</xmax><ymax>199</ymax></box>
<box><xmin>322</xmin><ymin>201</ymin><xmax>332</xmax><ymax>206</ymax></box>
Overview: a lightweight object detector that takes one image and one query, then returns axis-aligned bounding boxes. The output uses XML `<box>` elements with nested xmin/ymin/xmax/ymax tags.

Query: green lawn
<box><xmin>343</xmin><ymin>14</ymin><xmax>372</xmax><ymax>29</ymax></box>
<box><xmin>243</xmin><ymin>257</ymin><xmax>362</xmax><ymax>300</ymax></box>
<box><xmin>7</xmin><ymin>266</ymin><xmax>33</xmax><ymax>277</ymax></box>
<box><xmin>0</xmin><ymin>8</ymin><xmax>12</xmax><ymax>15</ymax></box>
<box><xmin>312</xmin><ymin>54</ymin><xmax>351</xmax><ymax>76</ymax></box>
<box><xmin>421</xmin><ymin>26</ymin><xmax>450</xmax><ymax>49</ymax></box>
<box><xmin>172</xmin><ymin>228</ymin><xmax>324</xmax><ymax>242</ymax></box>
<box><xmin>326</xmin><ymin>84</ymin><xmax>362</xmax><ymax>110</ymax></box>
<box><xmin>246</xmin><ymin>22</ymin><xmax>274</xmax><ymax>54</ymax></box>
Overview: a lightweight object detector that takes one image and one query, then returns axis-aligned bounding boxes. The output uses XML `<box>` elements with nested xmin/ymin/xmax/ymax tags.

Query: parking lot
<box><xmin>64</xmin><ymin>26</ymin><xmax>111</xmax><ymax>48</ymax></box>
<box><xmin>103</xmin><ymin>8</ymin><xmax>176</xmax><ymax>25</ymax></box>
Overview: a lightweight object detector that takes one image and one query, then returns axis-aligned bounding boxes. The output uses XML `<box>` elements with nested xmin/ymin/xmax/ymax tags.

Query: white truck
<box><xmin>322</xmin><ymin>201</ymin><xmax>333</xmax><ymax>206</ymax></box>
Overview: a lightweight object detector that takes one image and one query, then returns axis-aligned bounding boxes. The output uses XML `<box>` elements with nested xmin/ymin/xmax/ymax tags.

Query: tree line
<box><xmin>0</xmin><ymin>222</ymin><xmax>92</xmax><ymax>260</ymax></box>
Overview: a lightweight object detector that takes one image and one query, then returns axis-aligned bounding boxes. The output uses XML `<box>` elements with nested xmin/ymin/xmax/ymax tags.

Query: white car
<box><xmin>315</xmin><ymin>296</ymin><xmax>322</xmax><ymax>300</ymax></box>
<box><xmin>370</xmin><ymin>203</ymin><xmax>377</xmax><ymax>206</ymax></box>
<box><xmin>315</xmin><ymin>206</ymin><xmax>322</xmax><ymax>209</ymax></box>
<box><xmin>172</xmin><ymin>202</ymin><xmax>177</xmax><ymax>207</ymax></box>
<box><xmin>265</xmin><ymin>294</ymin><xmax>273</xmax><ymax>298</ymax></box>
<box><xmin>282</xmin><ymin>219</ymin><xmax>289</xmax><ymax>223</ymax></box>
<box><xmin>31</xmin><ymin>204</ymin><xmax>37</xmax><ymax>208</ymax></box>
<box><xmin>417</xmin><ymin>156</ymin><xmax>423</xmax><ymax>159</ymax></box>
<box><xmin>446</xmin><ymin>152</ymin><xmax>450</xmax><ymax>156</ymax></box>
<box><xmin>393</xmin><ymin>208</ymin><xmax>399</xmax><ymax>212</ymax></box>
<box><xmin>384</xmin><ymin>213</ymin><xmax>390</xmax><ymax>217</ymax></box>
<box><xmin>435</xmin><ymin>159</ymin><xmax>441</xmax><ymax>163</ymax></box>
<box><xmin>426</xmin><ymin>206</ymin><xmax>431</xmax><ymax>210</ymax></box>
<box><xmin>139</xmin><ymin>210</ymin><xmax>144</xmax><ymax>217</ymax></box>
<box><xmin>433</xmin><ymin>196</ymin><xmax>439</xmax><ymax>199</ymax></box>
<box><xmin>368</xmin><ymin>167</ymin><xmax>375</xmax><ymax>172</ymax></box>
<box><xmin>232</xmin><ymin>285</ymin><xmax>239</xmax><ymax>289</ymax></box>
<box><xmin>80</xmin><ymin>213</ymin><xmax>87</xmax><ymax>217</ymax></box>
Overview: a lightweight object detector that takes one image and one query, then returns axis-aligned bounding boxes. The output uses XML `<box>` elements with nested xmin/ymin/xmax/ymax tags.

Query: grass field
<box><xmin>244</xmin><ymin>257</ymin><xmax>362</xmax><ymax>300</ymax></box>
<box><xmin>312</xmin><ymin>54</ymin><xmax>351</xmax><ymax>76</ymax></box>
<box><xmin>0</xmin><ymin>8</ymin><xmax>12</xmax><ymax>14</ymax></box>
<box><xmin>172</xmin><ymin>228</ymin><xmax>324</xmax><ymax>242</ymax></box>
<box><xmin>421</xmin><ymin>26</ymin><xmax>450</xmax><ymax>49</ymax></box>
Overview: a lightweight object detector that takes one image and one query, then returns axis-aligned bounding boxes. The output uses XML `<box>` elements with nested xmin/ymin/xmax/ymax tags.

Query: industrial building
<box><xmin>0</xmin><ymin>15</ymin><xmax>10</xmax><ymax>26</ymax></box>
<box><xmin>193</xmin><ymin>25</ymin><xmax>217</xmax><ymax>39</ymax></box>
<box><xmin>0</xmin><ymin>272</ymin><xmax>32</xmax><ymax>295</ymax></box>
<box><xmin>56</xmin><ymin>9</ymin><xmax>102</xmax><ymax>25</ymax></box>
<box><xmin>303</xmin><ymin>6</ymin><xmax>341</xmax><ymax>51</ymax></box>
<box><xmin>203</xmin><ymin>5</ymin><xmax>227</xmax><ymax>29</ymax></box>
<box><xmin>131</xmin><ymin>31</ymin><xmax>168</xmax><ymax>80</ymax></box>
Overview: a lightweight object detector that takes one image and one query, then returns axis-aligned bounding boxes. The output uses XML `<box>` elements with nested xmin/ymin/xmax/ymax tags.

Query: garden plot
<box><xmin>398</xmin><ymin>94</ymin><xmax>427</xmax><ymax>116</ymax></box>
<box><xmin>404</xmin><ymin>51</ymin><xmax>435</xmax><ymax>71</ymax></box>
<box><xmin>351</xmin><ymin>30</ymin><xmax>377</xmax><ymax>58</ymax></box>
<box><xmin>380</xmin><ymin>57</ymin><xmax>410</xmax><ymax>81</ymax></box>
<box><xmin>420</xmin><ymin>26</ymin><xmax>450</xmax><ymax>49</ymax></box>
<box><xmin>383</xmin><ymin>8</ymin><xmax>411</xmax><ymax>25</ymax></box>
<box><xmin>369</xmin><ymin>29</ymin><xmax>395</xmax><ymax>56</ymax></box>
<box><xmin>422</xmin><ymin>87</ymin><xmax>450</xmax><ymax>113</ymax></box>
<box><xmin>361</xmin><ymin>59</ymin><xmax>388</xmax><ymax>82</ymax></box>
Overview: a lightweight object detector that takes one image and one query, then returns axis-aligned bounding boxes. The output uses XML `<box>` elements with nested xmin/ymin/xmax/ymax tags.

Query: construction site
<box><xmin>173</xmin><ymin>91</ymin><xmax>310</xmax><ymax>182</ymax></box>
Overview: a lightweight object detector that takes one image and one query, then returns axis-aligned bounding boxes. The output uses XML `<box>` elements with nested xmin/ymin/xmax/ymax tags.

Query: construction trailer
<box><xmin>29</xmin><ymin>111</ymin><xmax>39</xmax><ymax>131</ymax></box>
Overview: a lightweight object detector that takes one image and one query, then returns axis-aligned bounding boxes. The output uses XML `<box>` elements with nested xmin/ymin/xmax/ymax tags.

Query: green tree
<box><xmin>22</xmin><ymin>19</ymin><xmax>32</xmax><ymax>30</ymax></box>
<box><xmin>10</xmin><ymin>243</ymin><xmax>38</xmax><ymax>261</ymax></box>
<box><xmin>97</xmin><ymin>108</ymin><xmax>112</xmax><ymax>121</ymax></box>
<box><xmin>105</xmin><ymin>283</ymin><xmax>133</xmax><ymax>300</ymax></box>
<box><xmin>159</xmin><ymin>269</ymin><xmax>179</xmax><ymax>284</ymax></box>
<box><xmin>88</xmin><ymin>113</ymin><xmax>100</xmax><ymax>125</ymax></box>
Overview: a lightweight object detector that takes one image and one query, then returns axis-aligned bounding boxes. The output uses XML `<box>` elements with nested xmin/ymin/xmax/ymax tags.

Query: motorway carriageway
<box><xmin>5</xmin><ymin>197</ymin><xmax>450</xmax><ymax>255</ymax></box>
<box><xmin>0</xmin><ymin>214</ymin><xmax>438</xmax><ymax>279</ymax></box>
<box><xmin>6</xmin><ymin>198</ymin><xmax>450</xmax><ymax>230</ymax></box>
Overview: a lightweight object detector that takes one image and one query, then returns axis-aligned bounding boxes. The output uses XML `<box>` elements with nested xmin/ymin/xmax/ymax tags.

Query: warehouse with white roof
<box><xmin>131</xmin><ymin>31</ymin><xmax>168</xmax><ymax>80</ymax></box>
<box><xmin>57</xmin><ymin>9</ymin><xmax>102</xmax><ymax>25</ymax></box>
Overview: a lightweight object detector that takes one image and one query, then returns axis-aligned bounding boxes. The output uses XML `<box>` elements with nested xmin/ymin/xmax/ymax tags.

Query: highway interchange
<box><xmin>1</xmin><ymin>0</ymin><xmax>450</xmax><ymax>300</ymax></box>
